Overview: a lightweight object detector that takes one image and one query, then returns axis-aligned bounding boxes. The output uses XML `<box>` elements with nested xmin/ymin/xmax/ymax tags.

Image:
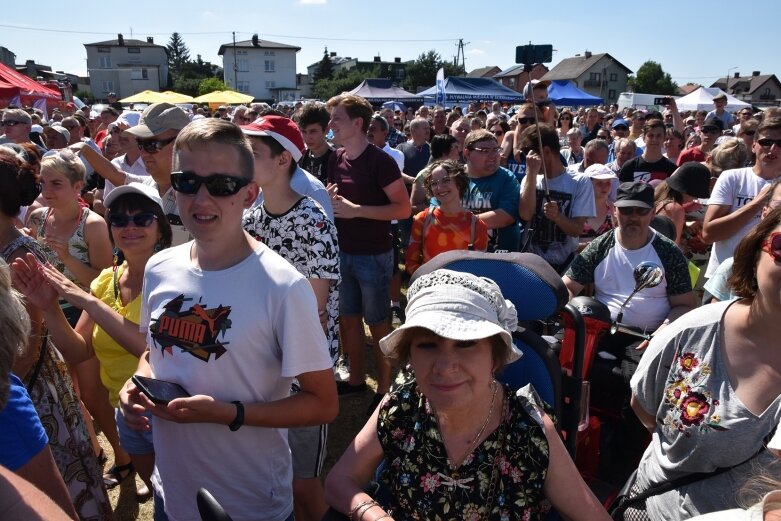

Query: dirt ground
<box><xmin>103</xmin><ymin>343</ymin><xmax>380</xmax><ymax>520</ymax></box>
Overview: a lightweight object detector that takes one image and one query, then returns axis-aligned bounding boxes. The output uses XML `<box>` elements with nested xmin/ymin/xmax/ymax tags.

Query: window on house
<box><xmin>264</xmin><ymin>50</ymin><xmax>275</xmax><ymax>56</ymax></box>
<box><xmin>128</xmin><ymin>47</ymin><xmax>141</xmax><ymax>54</ymax></box>
<box><xmin>131</xmin><ymin>69</ymin><xmax>148</xmax><ymax>80</ymax></box>
<box><xmin>237</xmin><ymin>50</ymin><xmax>248</xmax><ymax>55</ymax></box>
<box><xmin>765</xmin><ymin>87</ymin><xmax>772</xmax><ymax>96</ymax></box>
<box><xmin>265</xmin><ymin>60</ymin><xmax>275</xmax><ymax>72</ymax></box>
<box><xmin>265</xmin><ymin>80</ymin><xmax>276</xmax><ymax>89</ymax></box>
<box><xmin>237</xmin><ymin>81</ymin><xmax>250</xmax><ymax>93</ymax></box>
<box><xmin>102</xmin><ymin>81</ymin><xmax>114</xmax><ymax>93</ymax></box>
<box><xmin>589</xmin><ymin>72</ymin><xmax>601</xmax><ymax>81</ymax></box>
<box><xmin>609</xmin><ymin>73</ymin><xmax>617</xmax><ymax>82</ymax></box>
<box><xmin>508</xmin><ymin>77</ymin><xmax>516</xmax><ymax>88</ymax></box>
<box><xmin>395</xmin><ymin>68</ymin><xmax>404</xmax><ymax>80</ymax></box>
<box><xmin>98</xmin><ymin>46</ymin><xmax>110</xmax><ymax>53</ymax></box>
<box><xmin>237</xmin><ymin>59</ymin><xmax>249</xmax><ymax>72</ymax></box>
<box><xmin>99</xmin><ymin>56</ymin><xmax>112</xmax><ymax>69</ymax></box>
<box><xmin>608</xmin><ymin>89</ymin><xmax>617</xmax><ymax>100</ymax></box>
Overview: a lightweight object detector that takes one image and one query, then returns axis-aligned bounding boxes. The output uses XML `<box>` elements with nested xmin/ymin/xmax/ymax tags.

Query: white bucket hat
<box><xmin>379</xmin><ymin>269</ymin><xmax>522</xmax><ymax>364</ymax></box>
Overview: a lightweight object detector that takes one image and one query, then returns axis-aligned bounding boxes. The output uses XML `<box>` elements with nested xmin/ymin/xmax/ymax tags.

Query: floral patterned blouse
<box><xmin>377</xmin><ymin>380</ymin><xmax>551</xmax><ymax>521</ymax></box>
<box><xmin>32</xmin><ymin>206</ymin><xmax>91</xmax><ymax>288</ymax></box>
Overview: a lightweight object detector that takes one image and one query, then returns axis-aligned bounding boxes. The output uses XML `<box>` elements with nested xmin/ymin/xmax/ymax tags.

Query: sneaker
<box><xmin>391</xmin><ymin>305</ymin><xmax>405</xmax><ymax>327</ymax></box>
<box><xmin>336</xmin><ymin>381</ymin><xmax>368</xmax><ymax>395</ymax></box>
<box><xmin>334</xmin><ymin>357</ymin><xmax>350</xmax><ymax>382</ymax></box>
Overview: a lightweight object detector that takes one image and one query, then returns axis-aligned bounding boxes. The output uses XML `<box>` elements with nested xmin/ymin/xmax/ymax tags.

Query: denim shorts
<box><xmin>115</xmin><ymin>408</ymin><xmax>154</xmax><ymax>455</ymax></box>
<box><xmin>339</xmin><ymin>250</ymin><xmax>393</xmax><ymax>325</ymax></box>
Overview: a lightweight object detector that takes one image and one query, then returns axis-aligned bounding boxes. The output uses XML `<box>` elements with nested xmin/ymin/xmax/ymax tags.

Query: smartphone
<box><xmin>653</xmin><ymin>97</ymin><xmax>671</xmax><ymax>106</ymax></box>
<box><xmin>132</xmin><ymin>375</ymin><xmax>190</xmax><ymax>405</ymax></box>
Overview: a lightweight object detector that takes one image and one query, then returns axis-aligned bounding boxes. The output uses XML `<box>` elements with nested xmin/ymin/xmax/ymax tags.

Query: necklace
<box><xmin>451</xmin><ymin>380</ymin><xmax>499</xmax><ymax>468</ymax></box>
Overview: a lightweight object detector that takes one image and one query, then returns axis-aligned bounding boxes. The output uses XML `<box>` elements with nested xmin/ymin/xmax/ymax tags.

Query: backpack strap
<box><xmin>468</xmin><ymin>213</ymin><xmax>477</xmax><ymax>251</ymax></box>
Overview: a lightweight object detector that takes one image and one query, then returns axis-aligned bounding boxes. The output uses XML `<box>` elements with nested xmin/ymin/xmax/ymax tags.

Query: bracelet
<box><xmin>228</xmin><ymin>401</ymin><xmax>244</xmax><ymax>431</ymax></box>
<box><xmin>359</xmin><ymin>504</ymin><xmax>382</xmax><ymax>521</ymax></box>
<box><xmin>349</xmin><ymin>500</ymin><xmax>377</xmax><ymax>521</ymax></box>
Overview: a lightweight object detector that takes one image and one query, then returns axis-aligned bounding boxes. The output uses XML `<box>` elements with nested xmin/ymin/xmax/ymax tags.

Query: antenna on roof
<box><xmin>130</xmin><ymin>27</ymin><xmax>133</xmax><ymax>39</ymax></box>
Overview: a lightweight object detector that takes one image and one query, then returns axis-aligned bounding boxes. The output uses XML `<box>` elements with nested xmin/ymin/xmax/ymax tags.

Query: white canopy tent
<box><xmin>674</xmin><ymin>87</ymin><xmax>751</xmax><ymax>112</ymax></box>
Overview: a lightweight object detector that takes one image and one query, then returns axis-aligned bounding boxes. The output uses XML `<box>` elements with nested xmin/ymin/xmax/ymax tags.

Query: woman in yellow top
<box><xmin>12</xmin><ymin>183</ymin><xmax>172</xmax><ymax>501</ymax></box>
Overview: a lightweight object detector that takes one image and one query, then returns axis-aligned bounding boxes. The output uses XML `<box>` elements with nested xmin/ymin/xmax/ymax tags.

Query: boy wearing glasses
<box><xmin>120</xmin><ymin>119</ymin><xmax>337</xmax><ymax>521</ymax></box>
<box><xmin>563</xmin><ymin>181</ymin><xmax>695</xmax><ymax>481</ymax></box>
<box><xmin>703</xmin><ymin>117</ymin><xmax>781</xmax><ymax>278</ymax></box>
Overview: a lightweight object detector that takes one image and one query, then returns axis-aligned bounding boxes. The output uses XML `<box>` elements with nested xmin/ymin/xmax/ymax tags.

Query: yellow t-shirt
<box><xmin>90</xmin><ymin>264</ymin><xmax>141</xmax><ymax>407</ymax></box>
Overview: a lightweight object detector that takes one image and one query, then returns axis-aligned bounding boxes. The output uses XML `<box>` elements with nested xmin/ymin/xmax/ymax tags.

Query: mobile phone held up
<box><xmin>132</xmin><ymin>375</ymin><xmax>190</xmax><ymax>405</ymax></box>
<box><xmin>654</xmin><ymin>97</ymin><xmax>672</xmax><ymax>106</ymax></box>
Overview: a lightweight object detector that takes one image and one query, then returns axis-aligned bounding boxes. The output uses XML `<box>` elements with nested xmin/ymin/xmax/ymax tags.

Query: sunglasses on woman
<box><xmin>762</xmin><ymin>232</ymin><xmax>781</xmax><ymax>262</ymax></box>
<box><xmin>108</xmin><ymin>212</ymin><xmax>157</xmax><ymax>228</ymax></box>
<box><xmin>170</xmin><ymin>171</ymin><xmax>250</xmax><ymax>197</ymax></box>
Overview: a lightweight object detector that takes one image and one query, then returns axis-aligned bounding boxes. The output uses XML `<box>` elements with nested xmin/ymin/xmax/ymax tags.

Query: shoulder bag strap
<box><xmin>468</xmin><ymin>213</ymin><xmax>477</xmax><ymax>250</ymax></box>
<box><xmin>419</xmin><ymin>208</ymin><xmax>435</xmax><ymax>264</ymax></box>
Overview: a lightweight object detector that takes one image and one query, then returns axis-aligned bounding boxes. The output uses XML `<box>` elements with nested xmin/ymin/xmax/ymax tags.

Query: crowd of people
<box><xmin>0</xmin><ymin>80</ymin><xmax>780</xmax><ymax>521</ymax></box>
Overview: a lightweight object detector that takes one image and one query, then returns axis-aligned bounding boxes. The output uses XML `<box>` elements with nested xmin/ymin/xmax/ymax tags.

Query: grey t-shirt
<box><xmin>631</xmin><ymin>300</ymin><xmax>781</xmax><ymax>520</ymax></box>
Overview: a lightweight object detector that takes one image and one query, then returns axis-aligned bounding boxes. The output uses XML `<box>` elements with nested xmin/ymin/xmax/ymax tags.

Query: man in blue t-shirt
<box><xmin>462</xmin><ymin>129</ymin><xmax>520</xmax><ymax>252</ymax></box>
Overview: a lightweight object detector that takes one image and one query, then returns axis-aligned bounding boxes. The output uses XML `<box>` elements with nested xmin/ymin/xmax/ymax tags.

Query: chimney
<box><xmin>330</xmin><ymin>52</ymin><xmax>336</xmax><ymax>57</ymax></box>
<box><xmin>147</xmin><ymin>37</ymin><xmax>154</xmax><ymax>44</ymax></box>
<box><xmin>394</xmin><ymin>57</ymin><xmax>401</xmax><ymax>63</ymax></box>
<box><xmin>252</xmin><ymin>34</ymin><xmax>259</xmax><ymax>47</ymax></box>
<box><xmin>346</xmin><ymin>57</ymin><xmax>351</xmax><ymax>60</ymax></box>
<box><xmin>752</xmin><ymin>71</ymin><xmax>760</xmax><ymax>76</ymax></box>
<box><xmin>585</xmin><ymin>51</ymin><xmax>592</xmax><ymax>59</ymax></box>
<box><xmin>734</xmin><ymin>72</ymin><xmax>740</xmax><ymax>78</ymax></box>
<box><xmin>117</xmin><ymin>33</ymin><xmax>124</xmax><ymax>46</ymax></box>
<box><xmin>374</xmin><ymin>56</ymin><xmax>381</xmax><ymax>62</ymax></box>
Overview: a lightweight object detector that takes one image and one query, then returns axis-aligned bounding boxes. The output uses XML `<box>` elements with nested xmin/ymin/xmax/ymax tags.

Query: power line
<box><xmin>0</xmin><ymin>22</ymin><xmax>458</xmax><ymax>42</ymax></box>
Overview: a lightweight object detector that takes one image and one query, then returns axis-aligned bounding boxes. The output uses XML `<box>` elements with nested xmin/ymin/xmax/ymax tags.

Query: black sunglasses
<box><xmin>1</xmin><ymin>120</ymin><xmax>25</xmax><ymax>127</ymax></box>
<box><xmin>517</xmin><ymin>117</ymin><xmax>534</xmax><ymax>124</ymax></box>
<box><xmin>701</xmin><ymin>127</ymin><xmax>721</xmax><ymax>135</ymax></box>
<box><xmin>137</xmin><ymin>136</ymin><xmax>177</xmax><ymax>154</ymax></box>
<box><xmin>757</xmin><ymin>138</ymin><xmax>781</xmax><ymax>148</ymax></box>
<box><xmin>170</xmin><ymin>171</ymin><xmax>250</xmax><ymax>197</ymax></box>
<box><xmin>617</xmin><ymin>206</ymin><xmax>652</xmax><ymax>216</ymax></box>
<box><xmin>108</xmin><ymin>212</ymin><xmax>157</xmax><ymax>228</ymax></box>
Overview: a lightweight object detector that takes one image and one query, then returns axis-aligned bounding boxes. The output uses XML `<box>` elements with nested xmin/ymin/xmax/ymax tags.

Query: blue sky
<box><xmin>2</xmin><ymin>0</ymin><xmax>777</xmax><ymax>87</ymax></box>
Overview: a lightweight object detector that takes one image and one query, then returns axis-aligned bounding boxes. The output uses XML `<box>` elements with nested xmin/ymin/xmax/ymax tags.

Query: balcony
<box><xmin>760</xmin><ymin>94</ymin><xmax>776</xmax><ymax>101</ymax></box>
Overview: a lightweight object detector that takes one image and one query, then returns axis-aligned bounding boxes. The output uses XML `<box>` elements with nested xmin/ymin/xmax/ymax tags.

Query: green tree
<box><xmin>313</xmin><ymin>47</ymin><xmax>334</xmax><ymax>82</ymax></box>
<box><xmin>627</xmin><ymin>60</ymin><xmax>678</xmax><ymax>95</ymax></box>
<box><xmin>166</xmin><ymin>32</ymin><xmax>191</xmax><ymax>86</ymax></box>
<box><xmin>312</xmin><ymin>68</ymin><xmax>367</xmax><ymax>101</ymax></box>
<box><xmin>403</xmin><ymin>50</ymin><xmax>465</xmax><ymax>92</ymax></box>
<box><xmin>198</xmin><ymin>77</ymin><xmax>228</xmax><ymax>96</ymax></box>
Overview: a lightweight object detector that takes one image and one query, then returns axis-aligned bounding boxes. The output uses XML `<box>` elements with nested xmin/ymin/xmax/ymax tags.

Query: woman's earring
<box><xmin>154</xmin><ymin>243</ymin><xmax>162</xmax><ymax>253</ymax></box>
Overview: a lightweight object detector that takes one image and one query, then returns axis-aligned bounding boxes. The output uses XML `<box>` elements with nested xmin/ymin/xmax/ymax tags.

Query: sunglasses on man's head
<box><xmin>170</xmin><ymin>171</ymin><xmax>250</xmax><ymax>197</ymax></box>
<box><xmin>617</xmin><ymin>206</ymin><xmax>652</xmax><ymax>216</ymax></box>
<box><xmin>137</xmin><ymin>136</ymin><xmax>177</xmax><ymax>154</ymax></box>
<box><xmin>108</xmin><ymin>212</ymin><xmax>157</xmax><ymax>228</ymax></box>
<box><xmin>762</xmin><ymin>232</ymin><xmax>781</xmax><ymax>262</ymax></box>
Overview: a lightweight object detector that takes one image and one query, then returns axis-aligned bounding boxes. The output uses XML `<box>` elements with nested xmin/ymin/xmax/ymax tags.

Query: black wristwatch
<box><xmin>229</xmin><ymin>401</ymin><xmax>244</xmax><ymax>431</ymax></box>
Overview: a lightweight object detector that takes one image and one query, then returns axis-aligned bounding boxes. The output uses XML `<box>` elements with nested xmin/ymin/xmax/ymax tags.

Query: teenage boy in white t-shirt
<box><xmin>703</xmin><ymin>117</ymin><xmax>781</xmax><ymax>278</ymax></box>
<box><xmin>119</xmin><ymin>119</ymin><xmax>337</xmax><ymax>521</ymax></box>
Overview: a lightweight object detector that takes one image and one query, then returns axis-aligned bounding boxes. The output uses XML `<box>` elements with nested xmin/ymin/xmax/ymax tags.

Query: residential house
<box><xmin>84</xmin><ymin>34</ymin><xmax>168</xmax><ymax>100</ymax></box>
<box><xmin>467</xmin><ymin>66</ymin><xmax>501</xmax><ymax>79</ymax></box>
<box><xmin>494</xmin><ymin>63</ymin><xmax>548</xmax><ymax>94</ymax></box>
<box><xmin>678</xmin><ymin>84</ymin><xmax>701</xmax><ymax>96</ymax></box>
<box><xmin>218</xmin><ymin>35</ymin><xmax>300</xmax><ymax>102</ymax></box>
<box><xmin>542</xmin><ymin>52</ymin><xmax>631</xmax><ymax>104</ymax></box>
<box><xmin>0</xmin><ymin>46</ymin><xmax>15</xmax><ymax>68</ymax></box>
<box><xmin>306</xmin><ymin>51</ymin><xmax>410</xmax><ymax>87</ymax></box>
<box><xmin>711</xmin><ymin>71</ymin><xmax>781</xmax><ymax>107</ymax></box>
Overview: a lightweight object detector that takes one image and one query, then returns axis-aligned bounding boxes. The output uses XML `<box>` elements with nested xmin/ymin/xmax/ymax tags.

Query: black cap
<box><xmin>667</xmin><ymin>163</ymin><xmax>711</xmax><ymax>198</ymax></box>
<box><xmin>615</xmin><ymin>181</ymin><xmax>654</xmax><ymax>209</ymax></box>
<box><xmin>702</xmin><ymin>116</ymin><xmax>724</xmax><ymax>131</ymax></box>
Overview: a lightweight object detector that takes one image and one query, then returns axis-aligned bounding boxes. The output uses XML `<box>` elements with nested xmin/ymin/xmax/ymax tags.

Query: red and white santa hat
<box><xmin>241</xmin><ymin>115</ymin><xmax>305</xmax><ymax>162</ymax></box>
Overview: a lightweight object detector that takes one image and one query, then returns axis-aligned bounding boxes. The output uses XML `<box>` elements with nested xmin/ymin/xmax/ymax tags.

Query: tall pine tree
<box><xmin>166</xmin><ymin>32</ymin><xmax>191</xmax><ymax>87</ymax></box>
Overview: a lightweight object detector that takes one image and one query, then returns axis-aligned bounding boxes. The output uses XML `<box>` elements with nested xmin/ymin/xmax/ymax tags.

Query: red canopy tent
<box><xmin>0</xmin><ymin>61</ymin><xmax>62</xmax><ymax>111</ymax></box>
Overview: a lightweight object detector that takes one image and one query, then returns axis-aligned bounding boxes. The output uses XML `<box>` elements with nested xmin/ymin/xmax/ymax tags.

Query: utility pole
<box><xmin>455</xmin><ymin>39</ymin><xmax>468</xmax><ymax>71</ymax></box>
<box><xmin>233</xmin><ymin>31</ymin><xmax>238</xmax><ymax>89</ymax></box>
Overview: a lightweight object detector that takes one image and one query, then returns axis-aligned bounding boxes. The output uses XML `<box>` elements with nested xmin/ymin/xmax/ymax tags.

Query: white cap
<box><xmin>103</xmin><ymin>182</ymin><xmax>163</xmax><ymax>210</ymax></box>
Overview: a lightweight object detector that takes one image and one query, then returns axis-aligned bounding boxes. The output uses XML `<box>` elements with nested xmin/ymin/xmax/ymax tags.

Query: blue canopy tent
<box><xmin>546</xmin><ymin>80</ymin><xmax>603</xmax><ymax>106</ymax></box>
<box><xmin>419</xmin><ymin>77</ymin><xmax>524</xmax><ymax>106</ymax></box>
<box><xmin>348</xmin><ymin>79</ymin><xmax>423</xmax><ymax>107</ymax></box>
